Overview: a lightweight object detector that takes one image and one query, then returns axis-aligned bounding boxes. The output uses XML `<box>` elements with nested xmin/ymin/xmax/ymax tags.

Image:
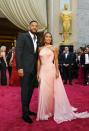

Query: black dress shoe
<box><xmin>22</xmin><ymin>115</ymin><xmax>33</xmax><ymax>124</ymax></box>
<box><xmin>29</xmin><ymin>111</ymin><xmax>37</xmax><ymax>116</ymax></box>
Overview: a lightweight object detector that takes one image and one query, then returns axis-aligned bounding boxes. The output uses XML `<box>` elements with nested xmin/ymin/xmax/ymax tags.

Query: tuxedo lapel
<box><xmin>67</xmin><ymin>53</ymin><xmax>70</xmax><ymax>59</ymax></box>
<box><xmin>26</xmin><ymin>32</ymin><xmax>34</xmax><ymax>51</ymax></box>
<box><xmin>26</xmin><ymin>32</ymin><xmax>38</xmax><ymax>53</ymax></box>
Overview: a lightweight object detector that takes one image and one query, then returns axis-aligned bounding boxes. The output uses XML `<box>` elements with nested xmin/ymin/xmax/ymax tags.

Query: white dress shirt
<box><xmin>65</xmin><ymin>52</ymin><xmax>69</xmax><ymax>58</ymax></box>
<box><xmin>85</xmin><ymin>54</ymin><xmax>89</xmax><ymax>64</ymax></box>
<box><xmin>29</xmin><ymin>31</ymin><xmax>37</xmax><ymax>52</ymax></box>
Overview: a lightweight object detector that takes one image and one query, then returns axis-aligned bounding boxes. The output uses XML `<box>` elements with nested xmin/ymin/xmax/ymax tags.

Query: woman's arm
<box><xmin>54</xmin><ymin>48</ymin><xmax>59</xmax><ymax>78</ymax></box>
<box><xmin>2</xmin><ymin>52</ymin><xmax>8</xmax><ymax>67</ymax></box>
<box><xmin>9</xmin><ymin>52</ymin><xmax>14</xmax><ymax>66</ymax></box>
<box><xmin>37</xmin><ymin>57</ymin><xmax>41</xmax><ymax>81</ymax></box>
<box><xmin>37</xmin><ymin>47</ymin><xmax>42</xmax><ymax>80</ymax></box>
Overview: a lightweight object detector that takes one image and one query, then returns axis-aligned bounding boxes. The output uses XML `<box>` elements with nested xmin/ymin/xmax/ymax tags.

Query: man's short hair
<box><xmin>65</xmin><ymin>47</ymin><xmax>69</xmax><ymax>49</ymax></box>
<box><xmin>29</xmin><ymin>20</ymin><xmax>38</xmax><ymax>25</ymax></box>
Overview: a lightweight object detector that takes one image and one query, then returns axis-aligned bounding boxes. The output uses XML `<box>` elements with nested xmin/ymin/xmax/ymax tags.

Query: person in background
<box><xmin>80</xmin><ymin>47</ymin><xmax>89</xmax><ymax>86</ymax></box>
<box><xmin>9</xmin><ymin>47</ymin><xmax>20</xmax><ymax>86</ymax></box>
<box><xmin>0</xmin><ymin>46</ymin><xmax>7</xmax><ymax>85</ymax></box>
<box><xmin>6</xmin><ymin>47</ymin><xmax>15</xmax><ymax>79</ymax></box>
<box><xmin>87</xmin><ymin>46</ymin><xmax>89</xmax><ymax>53</ymax></box>
<box><xmin>76</xmin><ymin>47</ymin><xmax>84</xmax><ymax>84</ymax></box>
<box><xmin>72</xmin><ymin>50</ymin><xmax>78</xmax><ymax>79</ymax></box>
<box><xmin>59</xmin><ymin>47</ymin><xmax>73</xmax><ymax>85</ymax></box>
<box><xmin>58</xmin><ymin>49</ymin><xmax>65</xmax><ymax>80</ymax></box>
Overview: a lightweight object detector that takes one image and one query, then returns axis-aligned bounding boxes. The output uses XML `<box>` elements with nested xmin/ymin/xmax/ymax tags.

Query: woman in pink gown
<box><xmin>36</xmin><ymin>32</ymin><xmax>89</xmax><ymax>124</ymax></box>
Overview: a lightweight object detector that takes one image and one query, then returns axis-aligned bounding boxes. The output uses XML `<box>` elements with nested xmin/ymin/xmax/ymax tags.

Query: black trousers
<box><xmin>8</xmin><ymin>65</ymin><xmax>12</xmax><ymax>78</ymax></box>
<box><xmin>0</xmin><ymin>63</ymin><xmax>7</xmax><ymax>85</ymax></box>
<box><xmin>83</xmin><ymin>64</ymin><xmax>89</xmax><ymax>84</ymax></box>
<box><xmin>63</xmin><ymin>65</ymin><xmax>72</xmax><ymax>83</ymax></box>
<box><xmin>20</xmin><ymin>71</ymin><xmax>35</xmax><ymax>116</ymax></box>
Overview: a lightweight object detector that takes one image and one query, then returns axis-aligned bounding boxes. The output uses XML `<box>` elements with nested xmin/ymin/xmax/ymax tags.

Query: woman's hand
<box><xmin>37</xmin><ymin>73</ymin><xmax>41</xmax><ymax>83</ymax></box>
<box><xmin>37</xmin><ymin>73</ymin><xmax>39</xmax><ymax>81</ymax></box>
<box><xmin>9</xmin><ymin>62</ymin><xmax>12</xmax><ymax>66</ymax></box>
<box><xmin>5</xmin><ymin>62</ymin><xmax>8</xmax><ymax>67</ymax></box>
<box><xmin>56</xmin><ymin>71</ymin><xmax>59</xmax><ymax>79</ymax></box>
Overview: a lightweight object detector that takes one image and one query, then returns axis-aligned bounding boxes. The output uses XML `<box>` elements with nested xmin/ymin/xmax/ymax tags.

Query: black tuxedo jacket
<box><xmin>59</xmin><ymin>52</ymin><xmax>73</xmax><ymax>65</ymax></box>
<box><xmin>80</xmin><ymin>53</ymin><xmax>89</xmax><ymax>65</ymax></box>
<box><xmin>16</xmin><ymin>32</ymin><xmax>38</xmax><ymax>73</ymax></box>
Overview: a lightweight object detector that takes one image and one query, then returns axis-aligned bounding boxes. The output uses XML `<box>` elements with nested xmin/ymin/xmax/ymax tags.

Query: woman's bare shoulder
<box><xmin>38</xmin><ymin>47</ymin><xmax>43</xmax><ymax>52</ymax></box>
<box><xmin>1</xmin><ymin>51</ymin><xmax>5</xmax><ymax>56</ymax></box>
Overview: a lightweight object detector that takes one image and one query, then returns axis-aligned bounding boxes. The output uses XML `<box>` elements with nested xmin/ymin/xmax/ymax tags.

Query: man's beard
<box><xmin>30</xmin><ymin>30</ymin><xmax>37</xmax><ymax>35</ymax></box>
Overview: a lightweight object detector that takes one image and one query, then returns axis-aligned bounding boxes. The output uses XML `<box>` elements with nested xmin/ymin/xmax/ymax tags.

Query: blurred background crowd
<box><xmin>0</xmin><ymin>44</ymin><xmax>89</xmax><ymax>87</ymax></box>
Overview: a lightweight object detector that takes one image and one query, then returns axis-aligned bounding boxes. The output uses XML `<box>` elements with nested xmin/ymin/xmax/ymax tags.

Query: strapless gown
<box><xmin>37</xmin><ymin>47</ymin><xmax>89</xmax><ymax>124</ymax></box>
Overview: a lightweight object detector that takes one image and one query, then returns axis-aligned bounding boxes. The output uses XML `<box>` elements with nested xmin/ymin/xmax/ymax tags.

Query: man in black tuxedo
<box><xmin>80</xmin><ymin>47</ymin><xmax>89</xmax><ymax>86</ymax></box>
<box><xmin>16</xmin><ymin>21</ymin><xmax>38</xmax><ymax>124</ymax></box>
<box><xmin>59</xmin><ymin>47</ymin><xmax>73</xmax><ymax>85</ymax></box>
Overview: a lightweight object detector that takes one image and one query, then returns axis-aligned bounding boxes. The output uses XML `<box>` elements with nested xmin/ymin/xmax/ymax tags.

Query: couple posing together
<box><xmin>16</xmin><ymin>21</ymin><xmax>89</xmax><ymax>124</ymax></box>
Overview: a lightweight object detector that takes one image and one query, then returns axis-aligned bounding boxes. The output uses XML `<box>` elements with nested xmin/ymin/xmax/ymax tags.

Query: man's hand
<box><xmin>66</xmin><ymin>64</ymin><xmax>69</xmax><ymax>67</ymax></box>
<box><xmin>64</xmin><ymin>64</ymin><xmax>69</xmax><ymax>67</ymax></box>
<box><xmin>18</xmin><ymin>69</ymin><xmax>24</xmax><ymax>77</ymax></box>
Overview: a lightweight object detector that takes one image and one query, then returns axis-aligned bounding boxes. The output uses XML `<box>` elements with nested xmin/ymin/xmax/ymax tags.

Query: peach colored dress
<box><xmin>37</xmin><ymin>47</ymin><xmax>89</xmax><ymax>124</ymax></box>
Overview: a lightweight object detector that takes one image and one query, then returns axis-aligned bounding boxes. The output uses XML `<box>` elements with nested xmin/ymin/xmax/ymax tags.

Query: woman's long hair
<box><xmin>40</xmin><ymin>32</ymin><xmax>53</xmax><ymax>47</ymax></box>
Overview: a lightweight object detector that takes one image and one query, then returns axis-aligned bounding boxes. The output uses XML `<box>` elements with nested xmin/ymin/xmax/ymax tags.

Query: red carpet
<box><xmin>0</xmin><ymin>82</ymin><xmax>89</xmax><ymax>131</ymax></box>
